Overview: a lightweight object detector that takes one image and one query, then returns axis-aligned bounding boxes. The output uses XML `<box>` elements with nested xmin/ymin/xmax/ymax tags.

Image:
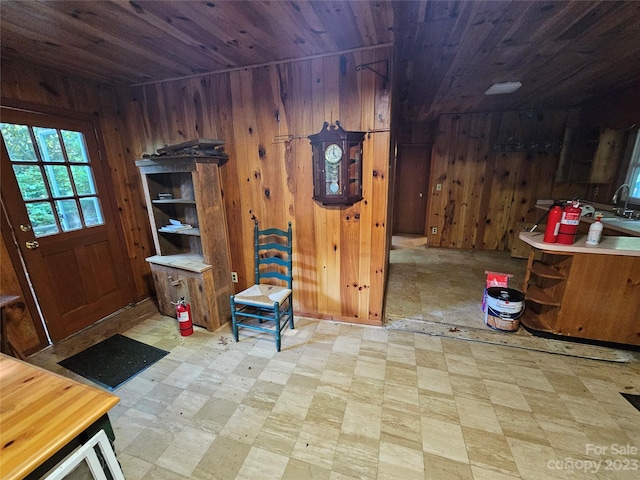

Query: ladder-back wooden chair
<box><xmin>230</xmin><ymin>221</ymin><xmax>293</xmax><ymax>351</ymax></box>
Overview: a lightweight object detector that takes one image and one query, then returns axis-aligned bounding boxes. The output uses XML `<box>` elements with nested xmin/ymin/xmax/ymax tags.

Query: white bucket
<box><xmin>484</xmin><ymin>287</ymin><xmax>524</xmax><ymax>332</ymax></box>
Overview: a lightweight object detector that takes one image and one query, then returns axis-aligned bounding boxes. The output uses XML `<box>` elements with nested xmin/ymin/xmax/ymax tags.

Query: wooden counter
<box><xmin>519</xmin><ymin>232</ymin><xmax>640</xmax><ymax>346</ymax></box>
<box><xmin>519</xmin><ymin>231</ymin><xmax>640</xmax><ymax>256</ymax></box>
<box><xmin>0</xmin><ymin>354</ymin><xmax>120</xmax><ymax>480</ymax></box>
<box><xmin>535</xmin><ymin>201</ymin><xmax>640</xmax><ymax>237</ymax></box>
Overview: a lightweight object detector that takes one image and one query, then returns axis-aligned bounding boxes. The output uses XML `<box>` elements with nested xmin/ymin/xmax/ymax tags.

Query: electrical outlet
<box><xmin>431</xmin><ymin>227</ymin><xmax>438</xmax><ymax>234</ymax></box>
<box><xmin>436</xmin><ymin>183</ymin><xmax>442</xmax><ymax>191</ymax></box>
<box><xmin>231</xmin><ymin>272</ymin><xmax>238</xmax><ymax>283</ymax></box>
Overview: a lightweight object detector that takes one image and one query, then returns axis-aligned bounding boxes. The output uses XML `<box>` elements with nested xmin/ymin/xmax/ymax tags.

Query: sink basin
<box><xmin>600</xmin><ymin>217</ymin><xmax>640</xmax><ymax>234</ymax></box>
<box><xmin>601</xmin><ymin>217</ymin><xmax>640</xmax><ymax>224</ymax></box>
<box><xmin>593</xmin><ymin>210</ymin><xmax>617</xmax><ymax>219</ymax></box>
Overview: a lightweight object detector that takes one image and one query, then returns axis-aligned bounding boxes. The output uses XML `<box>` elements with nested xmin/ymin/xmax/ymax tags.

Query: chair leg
<box><xmin>274</xmin><ymin>302</ymin><xmax>281</xmax><ymax>352</ymax></box>
<box><xmin>230</xmin><ymin>296</ymin><xmax>239</xmax><ymax>342</ymax></box>
<box><xmin>288</xmin><ymin>298</ymin><xmax>294</xmax><ymax>330</ymax></box>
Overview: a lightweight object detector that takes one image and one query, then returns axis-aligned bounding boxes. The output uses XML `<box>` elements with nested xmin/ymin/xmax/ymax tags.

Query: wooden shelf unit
<box><xmin>522</xmin><ymin>250</ymin><xmax>573</xmax><ymax>333</ymax></box>
<box><xmin>136</xmin><ymin>154</ymin><xmax>232</xmax><ymax>331</ymax></box>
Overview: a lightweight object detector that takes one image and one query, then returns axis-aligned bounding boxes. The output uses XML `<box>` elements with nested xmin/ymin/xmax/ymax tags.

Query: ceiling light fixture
<box><xmin>485</xmin><ymin>81</ymin><xmax>522</xmax><ymax>95</ymax></box>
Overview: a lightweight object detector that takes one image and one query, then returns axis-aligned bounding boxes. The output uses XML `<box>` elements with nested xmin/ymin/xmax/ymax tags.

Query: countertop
<box><xmin>535</xmin><ymin>200</ymin><xmax>640</xmax><ymax>237</ymax></box>
<box><xmin>146</xmin><ymin>253</ymin><xmax>212</xmax><ymax>273</ymax></box>
<box><xmin>519</xmin><ymin>231</ymin><xmax>640</xmax><ymax>256</ymax></box>
<box><xmin>0</xmin><ymin>354</ymin><xmax>120</xmax><ymax>480</ymax></box>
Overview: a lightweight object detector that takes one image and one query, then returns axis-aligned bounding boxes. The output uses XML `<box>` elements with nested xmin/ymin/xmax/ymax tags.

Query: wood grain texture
<box><xmin>0</xmin><ymin>235</ymin><xmax>42</xmax><ymax>356</ymax></box>
<box><xmin>0</xmin><ymin>61</ymin><xmax>154</xmax><ymax>300</ymax></box>
<box><xmin>0</xmin><ymin>354</ymin><xmax>119</xmax><ymax>480</ymax></box>
<box><xmin>428</xmin><ymin>110</ymin><xmax>570</xmax><ymax>252</ymax></box>
<box><xmin>556</xmin><ymin>254</ymin><xmax>640</xmax><ymax>345</ymax></box>
<box><xmin>118</xmin><ymin>48</ymin><xmax>392</xmax><ymax>325</ymax></box>
<box><xmin>1</xmin><ymin>59</ymin><xmax>153</xmax><ymax>349</ymax></box>
<box><xmin>523</xmin><ymin>249</ymin><xmax>640</xmax><ymax>346</ymax></box>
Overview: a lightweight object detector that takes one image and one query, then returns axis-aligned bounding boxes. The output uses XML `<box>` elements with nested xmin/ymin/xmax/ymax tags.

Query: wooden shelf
<box><xmin>145</xmin><ymin>253</ymin><xmax>210</xmax><ymax>273</ymax></box>
<box><xmin>157</xmin><ymin>227</ymin><xmax>201</xmax><ymax>236</ymax></box>
<box><xmin>520</xmin><ymin>308</ymin><xmax>554</xmax><ymax>333</ymax></box>
<box><xmin>530</xmin><ymin>261</ymin><xmax>566</xmax><ymax>279</ymax></box>
<box><xmin>525</xmin><ymin>285</ymin><xmax>561</xmax><ymax>306</ymax></box>
<box><xmin>152</xmin><ymin>199</ymin><xmax>196</xmax><ymax>204</ymax></box>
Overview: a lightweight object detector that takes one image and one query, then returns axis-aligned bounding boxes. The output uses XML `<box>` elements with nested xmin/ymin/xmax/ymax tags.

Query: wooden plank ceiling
<box><xmin>1</xmin><ymin>0</ymin><xmax>639</xmax><ymax>125</ymax></box>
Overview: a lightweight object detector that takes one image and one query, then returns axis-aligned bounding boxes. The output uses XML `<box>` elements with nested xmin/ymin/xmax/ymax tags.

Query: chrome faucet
<box><xmin>612</xmin><ymin>183</ymin><xmax>631</xmax><ymax>217</ymax></box>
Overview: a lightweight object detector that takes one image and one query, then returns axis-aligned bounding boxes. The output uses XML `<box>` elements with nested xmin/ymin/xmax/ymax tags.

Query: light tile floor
<box><xmin>28</xmin><ymin>247</ymin><xmax>640</xmax><ymax>480</ymax></box>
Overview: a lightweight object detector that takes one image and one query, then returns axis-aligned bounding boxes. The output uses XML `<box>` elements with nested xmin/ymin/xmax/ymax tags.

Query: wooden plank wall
<box><xmin>0</xmin><ymin>59</ymin><xmax>156</xmax><ymax>353</ymax></box>
<box><xmin>427</xmin><ymin>110</ymin><xmax>572</xmax><ymax>251</ymax></box>
<box><xmin>117</xmin><ymin>48</ymin><xmax>392</xmax><ymax>325</ymax></box>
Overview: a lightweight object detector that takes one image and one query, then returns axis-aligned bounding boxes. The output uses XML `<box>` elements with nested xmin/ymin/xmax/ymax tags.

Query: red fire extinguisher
<box><xmin>543</xmin><ymin>205</ymin><xmax>563</xmax><ymax>243</ymax></box>
<box><xmin>557</xmin><ymin>200</ymin><xmax>581</xmax><ymax>245</ymax></box>
<box><xmin>176</xmin><ymin>297</ymin><xmax>193</xmax><ymax>336</ymax></box>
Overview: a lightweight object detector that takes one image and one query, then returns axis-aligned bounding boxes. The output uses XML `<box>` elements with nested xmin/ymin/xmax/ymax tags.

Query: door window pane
<box><xmin>45</xmin><ymin>165</ymin><xmax>74</xmax><ymax>197</ymax></box>
<box><xmin>33</xmin><ymin>127</ymin><xmax>65</xmax><ymax>162</ymax></box>
<box><xmin>80</xmin><ymin>197</ymin><xmax>104</xmax><ymax>226</ymax></box>
<box><xmin>0</xmin><ymin>123</ymin><xmax>37</xmax><ymax>161</ymax></box>
<box><xmin>55</xmin><ymin>199</ymin><xmax>82</xmax><ymax>231</ymax></box>
<box><xmin>61</xmin><ymin>130</ymin><xmax>89</xmax><ymax>163</ymax></box>
<box><xmin>71</xmin><ymin>165</ymin><xmax>96</xmax><ymax>195</ymax></box>
<box><xmin>26</xmin><ymin>202</ymin><xmax>59</xmax><ymax>236</ymax></box>
<box><xmin>12</xmin><ymin>165</ymin><xmax>48</xmax><ymax>200</ymax></box>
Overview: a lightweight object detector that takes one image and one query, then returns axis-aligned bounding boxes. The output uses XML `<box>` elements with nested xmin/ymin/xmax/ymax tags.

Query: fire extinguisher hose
<box><xmin>529</xmin><ymin>200</ymin><xmax>566</xmax><ymax>232</ymax></box>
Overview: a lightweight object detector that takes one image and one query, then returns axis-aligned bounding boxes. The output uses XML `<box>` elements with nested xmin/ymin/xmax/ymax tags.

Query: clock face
<box><xmin>324</xmin><ymin>143</ymin><xmax>343</xmax><ymax>164</ymax></box>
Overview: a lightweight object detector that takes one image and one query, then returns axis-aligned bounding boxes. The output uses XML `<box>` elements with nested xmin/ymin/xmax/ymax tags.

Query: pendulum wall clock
<box><xmin>308</xmin><ymin>121</ymin><xmax>366</xmax><ymax>206</ymax></box>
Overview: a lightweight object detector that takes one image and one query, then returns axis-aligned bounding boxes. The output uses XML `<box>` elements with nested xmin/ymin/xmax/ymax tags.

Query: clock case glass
<box><xmin>308</xmin><ymin>121</ymin><xmax>365</xmax><ymax>206</ymax></box>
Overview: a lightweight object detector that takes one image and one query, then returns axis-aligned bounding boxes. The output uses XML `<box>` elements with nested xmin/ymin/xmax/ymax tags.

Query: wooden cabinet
<box><xmin>520</xmin><ymin>234</ymin><xmax>640</xmax><ymax>346</ymax></box>
<box><xmin>136</xmin><ymin>154</ymin><xmax>232</xmax><ymax>331</ymax></box>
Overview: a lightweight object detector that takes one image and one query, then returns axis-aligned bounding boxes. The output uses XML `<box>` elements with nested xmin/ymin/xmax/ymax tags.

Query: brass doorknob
<box><xmin>25</xmin><ymin>241</ymin><xmax>39</xmax><ymax>249</ymax></box>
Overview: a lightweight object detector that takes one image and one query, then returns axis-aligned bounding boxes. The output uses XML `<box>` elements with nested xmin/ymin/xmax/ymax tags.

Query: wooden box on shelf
<box><xmin>136</xmin><ymin>153</ymin><xmax>232</xmax><ymax>331</ymax></box>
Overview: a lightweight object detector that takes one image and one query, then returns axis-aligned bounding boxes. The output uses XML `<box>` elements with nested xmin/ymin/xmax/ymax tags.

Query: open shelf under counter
<box><xmin>518</xmin><ymin>231</ymin><xmax>640</xmax><ymax>346</ymax></box>
<box><xmin>529</xmin><ymin>260</ymin><xmax>566</xmax><ymax>280</ymax></box>
<box><xmin>520</xmin><ymin>309</ymin><xmax>555</xmax><ymax>334</ymax></box>
<box><xmin>524</xmin><ymin>284</ymin><xmax>561</xmax><ymax>306</ymax></box>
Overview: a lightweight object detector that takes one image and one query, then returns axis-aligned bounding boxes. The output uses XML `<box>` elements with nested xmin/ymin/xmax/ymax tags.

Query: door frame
<box><xmin>0</xmin><ymin>99</ymin><xmax>136</xmax><ymax>344</ymax></box>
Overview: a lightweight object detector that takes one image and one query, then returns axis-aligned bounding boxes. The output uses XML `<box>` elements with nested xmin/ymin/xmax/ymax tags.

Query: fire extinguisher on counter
<box><xmin>557</xmin><ymin>200</ymin><xmax>582</xmax><ymax>245</ymax></box>
<box><xmin>175</xmin><ymin>297</ymin><xmax>193</xmax><ymax>336</ymax></box>
<box><xmin>543</xmin><ymin>205</ymin><xmax>563</xmax><ymax>243</ymax></box>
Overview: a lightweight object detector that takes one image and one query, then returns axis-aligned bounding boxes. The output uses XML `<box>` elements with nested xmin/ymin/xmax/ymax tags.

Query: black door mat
<box><xmin>58</xmin><ymin>334</ymin><xmax>169</xmax><ymax>391</ymax></box>
<box><xmin>621</xmin><ymin>393</ymin><xmax>640</xmax><ymax>413</ymax></box>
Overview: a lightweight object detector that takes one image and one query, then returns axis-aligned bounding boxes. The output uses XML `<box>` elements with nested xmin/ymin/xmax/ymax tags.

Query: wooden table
<box><xmin>0</xmin><ymin>354</ymin><xmax>120</xmax><ymax>479</ymax></box>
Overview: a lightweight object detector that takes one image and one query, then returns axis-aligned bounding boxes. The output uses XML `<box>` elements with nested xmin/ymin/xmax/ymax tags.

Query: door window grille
<box><xmin>1</xmin><ymin>123</ymin><xmax>104</xmax><ymax>237</ymax></box>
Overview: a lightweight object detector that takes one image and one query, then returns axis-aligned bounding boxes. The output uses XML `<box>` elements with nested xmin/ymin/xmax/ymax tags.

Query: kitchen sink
<box><xmin>599</xmin><ymin>216</ymin><xmax>640</xmax><ymax>235</ymax></box>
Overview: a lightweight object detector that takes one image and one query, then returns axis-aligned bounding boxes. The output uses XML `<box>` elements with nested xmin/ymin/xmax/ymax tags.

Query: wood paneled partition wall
<box><xmin>1</xmin><ymin>59</ymin><xmax>154</xmax><ymax>354</ymax></box>
<box><xmin>1</xmin><ymin>48</ymin><xmax>391</xmax><ymax>356</ymax></box>
<box><xmin>118</xmin><ymin>48</ymin><xmax>392</xmax><ymax>325</ymax></box>
<box><xmin>427</xmin><ymin>110</ymin><xmax>571</xmax><ymax>251</ymax></box>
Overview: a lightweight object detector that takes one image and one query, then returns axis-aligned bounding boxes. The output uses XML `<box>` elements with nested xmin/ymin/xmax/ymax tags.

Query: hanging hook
<box><xmin>355</xmin><ymin>60</ymin><xmax>389</xmax><ymax>88</ymax></box>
